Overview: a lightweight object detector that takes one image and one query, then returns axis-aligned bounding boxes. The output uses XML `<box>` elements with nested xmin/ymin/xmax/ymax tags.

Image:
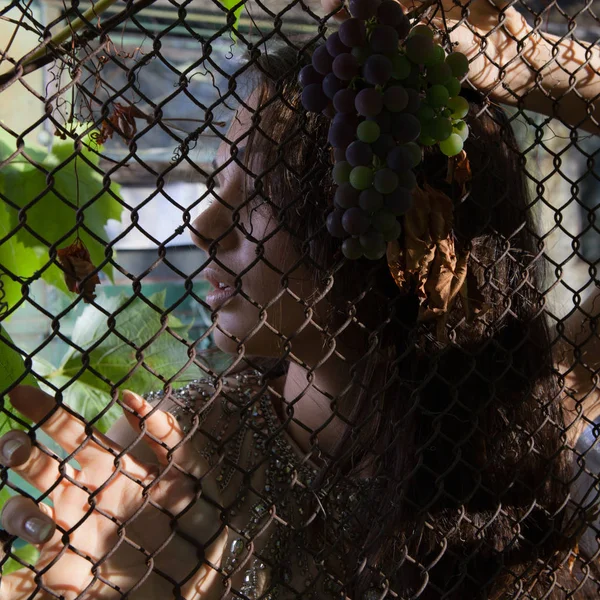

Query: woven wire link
<box><xmin>0</xmin><ymin>0</ymin><xmax>599</xmax><ymax>598</ymax></box>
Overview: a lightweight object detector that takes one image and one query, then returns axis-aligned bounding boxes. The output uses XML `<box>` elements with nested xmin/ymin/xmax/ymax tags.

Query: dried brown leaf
<box><xmin>56</xmin><ymin>239</ymin><xmax>101</xmax><ymax>303</ymax></box>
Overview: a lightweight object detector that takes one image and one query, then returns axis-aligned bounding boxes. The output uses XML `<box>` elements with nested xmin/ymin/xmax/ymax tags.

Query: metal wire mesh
<box><xmin>0</xmin><ymin>0</ymin><xmax>599</xmax><ymax>598</ymax></box>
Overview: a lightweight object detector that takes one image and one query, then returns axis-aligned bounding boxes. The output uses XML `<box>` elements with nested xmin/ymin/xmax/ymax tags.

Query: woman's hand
<box><xmin>0</xmin><ymin>386</ymin><xmax>228</xmax><ymax>600</ymax></box>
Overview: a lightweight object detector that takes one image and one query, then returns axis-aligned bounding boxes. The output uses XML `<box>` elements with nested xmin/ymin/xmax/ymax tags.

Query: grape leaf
<box><xmin>218</xmin><ymin>0</ymin><xmax>244</xmax><ymax>32</ymax></box>
<box><xmin>0</xmin><ymin>325</ymin><xmax>36</xmax><ymax>437</ymax></box>
<box><xmin>0</xmin><ymin>130</ymin><xmax>123</xmax><ymax>306</ymax></box>
<box><xmin>42</xmin><ymin>291</ymin><xmax>209</xmax><ymax>432</ymax></box>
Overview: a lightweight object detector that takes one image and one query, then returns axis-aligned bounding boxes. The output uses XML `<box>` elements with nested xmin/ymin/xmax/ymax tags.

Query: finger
<box><xmin>322</xmin><ymin>0</ymin><xmax>350</xmax><ymax>21</ymax></box>
<box><xmin>1</xmin><ymin>496</ymin><xmax>56</xmax><ymax>546</ymax></box>
<box><xmin>121</xmin><ymin>390</ymin><xmax>206</xmax><ymax>478</ymax></box>
<box><xmin>0</xmin><ymin>433</ymin><xmax>78</xmax><ymax>502</ymax></box>
<box><xmin>8</xmin><ymin>386</ymin><xmax>120</xmax><ymax>468</ymax></box>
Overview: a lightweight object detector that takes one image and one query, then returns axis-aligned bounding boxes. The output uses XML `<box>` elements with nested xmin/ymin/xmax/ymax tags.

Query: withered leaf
<box><xmin>56</xmin><ymin>238</ymin><xmax>101</xmax><ymax>303</ymax></box>
<box><xmin>387</xmin><ymin>183</ymin><xmax>486</xmax><ymax>341</ymax></box>
<box><xmin>446</xmin><ymin>150</ymin><xmax>472</xmax><ymax>196</ymax></box>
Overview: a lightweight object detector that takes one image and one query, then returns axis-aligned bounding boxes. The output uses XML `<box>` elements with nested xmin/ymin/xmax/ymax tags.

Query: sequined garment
<box><xmin>144</xmin><ymin>370</ymin><xmax>383</xmax><ymax>600</ymax></box>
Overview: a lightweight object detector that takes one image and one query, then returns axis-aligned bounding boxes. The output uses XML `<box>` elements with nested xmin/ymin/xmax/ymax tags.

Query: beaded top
<box><xmin>144</xmin><ymin>370</ymin><xmax>382</xmax><ymax>600</ymax></box>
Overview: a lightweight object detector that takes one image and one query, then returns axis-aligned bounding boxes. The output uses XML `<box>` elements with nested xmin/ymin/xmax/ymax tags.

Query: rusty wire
<box><xmin>0</xmin><ymin>0</ymin><xmax>599</xmax><ymax>598</ymax></box>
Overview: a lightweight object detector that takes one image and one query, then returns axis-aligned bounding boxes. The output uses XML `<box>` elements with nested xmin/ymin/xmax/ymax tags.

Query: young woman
<box><xmin>1</xmin><ymin>19</ymin><xmax>599</xmax><ymax>600</ymax></box>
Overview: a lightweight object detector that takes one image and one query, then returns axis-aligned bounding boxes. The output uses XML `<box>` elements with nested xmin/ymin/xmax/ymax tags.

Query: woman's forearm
<box><xmin>491</xmin><ymin>27</ymin><xmax>600</xmax><ymax>136</ymax></box>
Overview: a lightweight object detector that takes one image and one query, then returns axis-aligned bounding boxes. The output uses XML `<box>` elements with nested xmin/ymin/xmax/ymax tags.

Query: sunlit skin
<box><xmin>189</xmin><ymin>88</ymin><xmax>354</xmax><ymax>461</ymax></box>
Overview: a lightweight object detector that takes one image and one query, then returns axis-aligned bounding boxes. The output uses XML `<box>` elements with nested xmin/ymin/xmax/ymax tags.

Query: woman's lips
<box><xmin>203</xmin><ymin>270</ymin><xmax>235</xmax><ymax>306</ymax></box>
<box><xmin>205</xmin><ymin>284</ymin><xmax>235</xmax><ymax>306</ymax></box>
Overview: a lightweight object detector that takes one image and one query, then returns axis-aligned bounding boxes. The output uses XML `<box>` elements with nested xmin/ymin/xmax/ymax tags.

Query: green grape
<box><xmin>439</xmin><ymin>133</ymin><xmax>464</xmax><ymax>157</ymax></box>
<box><xmin>445</xmin><ymin>77</ymin><xmax>461</xmax><ymax>97</ymax></box>
<box><xmin>342</xmin><ymin>237</ymin><xmax>364</xmax><ymax>260</ymax></box>
<box><xmin>383</xmin><ymin>218</ymin><xmax>402</xmax><ymax>242</ymax></box>
<box><xmin>333</xmin><ymin>161</ymin><xmax>352</xmax><ymax>184</ymax></box>
<box><xmin>442</xmin><ymin>108</ymin><xmax>452</xmax><ymax>118</ymax></box>
<box><xmin>405</xmin><ymin>35</ymin><xmax>435</xmax><ymax>65</ymax></box>
<box><xmin>404</xmin><ymin>142</ymin><xmax>422</xmax><ymax>167</ymax></box>
<box><xmin>423</xmin><ymin>44</ymin><xmax>445</xmax><ymax>67</ymax></box>
<box><xmin>426</xmin><ymin>84</ymin><xmax>450</xmax><ymax>108</ymax></box>
<box><xmin>446</xmin><ymin>52</ymin><xmax>469</xmax><ymax>78</ymax></box>
<box><xmin>357</xmin><ymin>120</ymin><xmax>381</xmax><ymax>143</ymax></box>
<box><xmin>417</xmin><ymin>104</ymin><xmax>435</xmax><ymax>123</ymax></box>
<box><xmin>426</xmin><ymin>63</ymin><xmax>452</xmax><ymax>86</ymax></box>
<box><xmin>372</xmin><ymin>208</ymin><xmax>398</xmax><ymax>232</ymax></box>
<box><xmin>453</xmin><ymin>120</ymin><xmax>469</xmax><ymax>142</ymax></box>
<box><xmin>360</xmin><ymin>231</ymin><xmax>387</xmax><ymax>260</ymax></box>
<box><xmin>428</xmin><ymin>117</ymin><xmax>453</xmax><ymax>142</ymax></box>
<box><xmin>409</xmin><ymin>24</ymin><xmax>434</xmax><ymax>40</ymax></box>
<box><xmin>350</xmin><ymin>166</ymin><xmax>375</xmax><ymax>190</ymax></box>
<box><xmin>352</xmin><ymin>45</ymin><xmax>371</xmax><ymax>66</ymax></box>
<box><xmin>418</xmin><ymin>132</ymin><xmax>436</xmax><ymax>146</ymax></box>
<box><xmin>391</xmin><ymin>54</ymin><xmax>412</xmax><ymax>80</ymax></box>
<box><xmin>447</xmin><ymin>96</ymin><xmax>469</xmax><ymax>119</ymax></box>
<box><xmin>403</xmin><ymin>64</ymin><xmax>422</xmax><ymax>88</ymax></box>
<box><xmin>374</xmin><ymin>169</ymin><xmax>399</xmax><ymax>194</ymax></box>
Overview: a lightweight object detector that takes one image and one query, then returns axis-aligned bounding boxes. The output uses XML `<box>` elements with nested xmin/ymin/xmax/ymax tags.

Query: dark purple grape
<box><xmin>334</xmin><ymin>147</ymin><xmax>347</xmax><ymax>162</ymax></box>
<box><xmin>403</xmin><ymin>63</ymin><xmax>422</xmax><ymax>89</ymax></box>
<box><xmin>322</xmin><ymin>103</ymin><xmax>336</xmax><ymax>119</ymax></box>
<box><xmin>332</xmin><ymin>53</ymin><xmax>359</xmax><ymax>81</ymax></box>
<box><xmin>326</xmin><ymin>31</ymin><xmax>351</xmax><ymax>58</ymax></box>
<box><xmin>368</xmin><ymin>110</ymin><xmax>392</xmax><ymax>134</ymax></box>
<box><xmin>387</xmin><ymin>145</ymin><xmax>413</xmax><ymax>172</ymax></box>
<box><xmin>377</xmin><ymin>0</ymin><xmax>405</xmax><ymax>27</ymax></box>
<box><xmin>298</xmin><ymin>65</ymin><xmax>323</xmax><ymax>87</ymax></box>
<box><xmin>385</xmin><ymin>187</ymin><xmax>414</xmax><ymax>214</ymax></box>
<box><xmin>404</xmin><ymin>88</ymin><xmax>421</xmax><ymax>113</ymax></box>
<box><xmin>333</xmin><ymin>88</ymin><xmax>358</xmax><ymax>113</ymax></box>
<box><xmin>371</xmin><ymin>133</ymin><xmax>395</xmax><ymax>158</ymax></box>
<box><xmin>350</xmin><ymin>0</ymin><xmax>380</xmax><ymax>19</ymax></box>
<box><xmin>323</xmin><ymin>73</ymin><xmax>345</xmax><ymax>99</ymax></box>
<box><xmin>312</xmin><ymin>45</ymin><xmax>334</xmax><ymax>75</ymax></box>
<box><xmin>364</xmin><ymin>54</ymin><xmax>393</xmax><ymax>86</ymax></box>
<box><xmin>383</xmin><ymin>85</ymin><xmax>408</xmax><ymax>112</ymax></box>
<box><xmin>374</xmin><ymin>168</ymin><xmax>399</xmax><ymax>194</ymax></box>
<box><xmin>369</xmin><ymin>25</ymin><xmax>399</xmax><ymax>55</ymax></box>
<box><xmin>397</xmin><ymin>169</ymin><xmax>417</xmax><ymax>189</ymax></box>
<box><xmin>301</xmin><ymin>84</ymin><xmax>329</xmax><ymax>113</ymax></box>
<box><xmin>342</xmin><ymin>207</ymin><xmax>371</xmax><ymax>235</ymax></box>
<box><xmin>329</xmin><ymin>122</ymin><xmax>356</xmax><ymax>149</ymax></box>
<box><xmin>335</xmin><ymin>182</ymin><xmax>360</xmax><ymax>209</ymax></box>
<box><xmin>391</xmin><ymin>113</ymin><xmax>421</xmax><ymax>143</ymax></box>
<box><xmin>327</xmin><ymin>209</ymin><xmax>347</xmax><ymax>238</ymax></box>
<box><xmin>372</xmin><ymin>208</ymin><xmax>398</xmax><ymax>232</ymax></box>
<box><xmin>339</xmin><ymin>18</ymin><xmax>367</xmax><ymax>48</ymax></box>
<box><xmin>359</xmin><ymin>188</ymin><xmax>384</xmax><ymax>213</ymax></box>
<box><xmin>333</xmin><ymin>112</ymin><xmax>359</xmax><ymax>128</ymax></box>
<box><xmin>355</xmin><ymin>88</ymin><xmax>383</xmax><ymax>117</ymax></box>
<box><xmin>346</xmin><ymin>140</ymin><xmax>374</xmax><ymax>167</ymax></box>
<box><xmin>395</xmin><ymin>14</ymin><xmax>411</xmax><ymax>40</ymax></box>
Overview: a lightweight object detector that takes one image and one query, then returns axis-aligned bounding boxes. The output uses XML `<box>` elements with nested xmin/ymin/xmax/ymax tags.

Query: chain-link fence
<box><xmin>0</xmin><ymin>0</ymin><xmax>599</xmax><ymax>598</ymax></box>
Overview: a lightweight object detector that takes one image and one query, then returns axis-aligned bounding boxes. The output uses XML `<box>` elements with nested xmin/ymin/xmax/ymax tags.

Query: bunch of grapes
<box><xmin>299</xmin><ymin>0</ymin><xmax>470</xmax><ymax>260</ymax></box>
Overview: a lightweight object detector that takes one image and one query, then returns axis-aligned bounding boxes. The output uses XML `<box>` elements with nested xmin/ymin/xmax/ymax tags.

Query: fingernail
<box><xmin>122</xmin><ymin>390</ymin><xmax>146</xmax><ymax>411</ymax></box>
<box><xmin>24</xmin><ymin>517</ymin><xmax>54</xmax><ymax>543</ymax></box>
<box><xmin>2</xmin><ymin>439</ymin><xmax>24</xmax><ymax>463</ymax></box>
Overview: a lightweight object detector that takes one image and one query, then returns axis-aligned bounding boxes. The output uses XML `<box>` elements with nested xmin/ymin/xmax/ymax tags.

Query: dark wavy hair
<box><xmin>235</xmin><ymin>41</ymin><xmax>597</xmax><ymax>599</ymax></box>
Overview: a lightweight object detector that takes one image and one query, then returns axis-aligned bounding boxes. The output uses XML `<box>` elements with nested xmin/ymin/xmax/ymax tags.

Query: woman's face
<box><xmin>189</xmin><ymin>90</ymin><xmax>325</xmax><ymax>361</ymax></box>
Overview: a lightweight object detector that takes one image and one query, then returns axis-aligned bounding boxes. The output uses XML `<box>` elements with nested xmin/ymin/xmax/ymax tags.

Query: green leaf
<box><xmin>2</xmin><ymin>541</ymin><xmax>40</xmax><ymax>576</ymax></box>
<box><xmin>0</xmin><ymin>130</ymin><xmax>123</xmax><ymax>304</ymax></box>
<box><xmin>38</xmin><ymin>292</ymin><xmax>209</xmax><ymax>433</ymax></box>
<box><xmin>0</xmin><ymin>325</ymin><xmax>36</xmax><ymax>437</ymax></box>
<box><xmin>218</xmin><ymin>0</ymin><xmax>244</xmax><ymax>33</ymax></box>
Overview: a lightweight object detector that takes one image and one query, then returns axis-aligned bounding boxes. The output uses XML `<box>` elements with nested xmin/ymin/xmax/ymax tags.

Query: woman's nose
<box><xmin>189</xmin><ymin>190</ymin><xmax>237</xmax><ymax>253</ymax></box>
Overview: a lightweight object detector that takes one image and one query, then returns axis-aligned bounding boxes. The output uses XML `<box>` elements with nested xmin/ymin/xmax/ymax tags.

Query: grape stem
<box><xmin>406</xmin><ymin>0</ymin><xmax>439</xmax><ymax>23</ymax></box>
